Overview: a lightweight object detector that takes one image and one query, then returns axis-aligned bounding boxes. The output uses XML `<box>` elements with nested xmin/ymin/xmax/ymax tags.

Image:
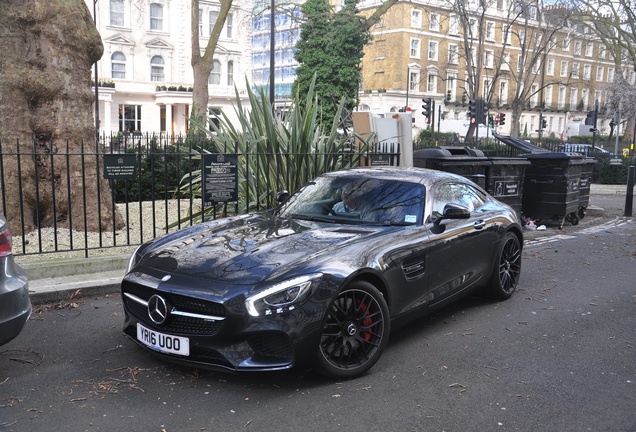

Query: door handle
<box><xmin>474</xmin><ymin>220</ymin><xmax>486</xmax><ymax>230</ymax></box>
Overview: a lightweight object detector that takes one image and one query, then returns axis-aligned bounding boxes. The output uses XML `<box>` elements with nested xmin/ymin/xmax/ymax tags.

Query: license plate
<box><xmin>136</xmin><ymin>323</ymin><xmax>190</xmax><ymax>356</ymax></box>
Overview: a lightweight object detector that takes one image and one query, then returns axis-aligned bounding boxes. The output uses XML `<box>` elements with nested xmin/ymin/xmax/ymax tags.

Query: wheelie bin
<box><xmin>577</xmin><ymin>157</ymin><xmax>597</xmax><ymax>219</ymax></box>
<box><xmin>413</xmin><ymin>147</ymin><xmax>489</xmax><ymax>189</ymax></box>
<box><xmin>521</xmin><ymin>152</ymin><xmax>586</xmax><ymax>229</ymax></box>
<box><xmin>485</xmin><ymin>158</ymin><xmax>530</xmax><ymax>215</ymax></box>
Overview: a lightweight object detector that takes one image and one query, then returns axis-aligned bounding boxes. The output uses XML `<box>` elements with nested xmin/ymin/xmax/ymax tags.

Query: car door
<box><xmin>424</xmin><ymin>181</ymin><xmax>499</xmax><ymax>305</ymax></box>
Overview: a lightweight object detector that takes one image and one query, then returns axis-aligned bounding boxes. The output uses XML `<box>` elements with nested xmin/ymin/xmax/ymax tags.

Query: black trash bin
<box><xmin>413</xmin><ymin>147</ymin><xmax>489</xmax><ymax>189</ymax></box>
<box><xmin>578</xmin><ymin>157</ymin><xmax>597</xmax><ymax>219</ymax></box>
<box><xmin>485</xmin><ymin>158</ymin><xmax>530</xmax><ymax>215</ymax></box>
<box><xmin>521</xmin><ymin>152</ymin><xmax>586</xmax><ymax>229</ymax></box>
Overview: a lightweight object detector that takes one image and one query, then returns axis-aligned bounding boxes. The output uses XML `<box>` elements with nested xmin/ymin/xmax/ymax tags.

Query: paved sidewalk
<box><xmin>19</xmin><ymin>183</ymin><xmax>633</xmax><ymax>305</ymax></box>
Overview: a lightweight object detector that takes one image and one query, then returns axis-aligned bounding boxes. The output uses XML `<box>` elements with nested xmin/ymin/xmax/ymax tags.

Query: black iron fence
<box><xmin>1</xmin><ymin>134</ymin><xmax>400</xmax><ymax>257</ymax></box>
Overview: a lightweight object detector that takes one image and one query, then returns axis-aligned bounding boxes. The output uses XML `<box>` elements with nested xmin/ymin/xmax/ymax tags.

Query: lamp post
<box><xmin>269</xmin><ymin>0</ymin><xmax>275</xmax><ymax>104</ymax></box>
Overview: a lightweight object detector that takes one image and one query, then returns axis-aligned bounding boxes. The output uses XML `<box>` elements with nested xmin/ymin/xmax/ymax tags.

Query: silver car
<box><xmin>0</xmin><ymin>215</ymin><xmax>31</xmax><ymax>346</ymax></box>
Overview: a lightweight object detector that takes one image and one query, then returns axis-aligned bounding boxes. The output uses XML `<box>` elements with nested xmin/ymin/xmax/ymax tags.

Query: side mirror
<box><xmin>275</xmin><ymin>190</ymin><xmax>290</xmax><ymax>203</ymax></box>
<box><xmin>433</xmin><ymin>203</ymin><xmax>470</xmax><ymax>228</ymax></box>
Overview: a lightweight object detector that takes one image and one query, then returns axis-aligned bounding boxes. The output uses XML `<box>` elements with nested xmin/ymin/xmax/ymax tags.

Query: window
<box><xmin>558</xmin><ymin>86</ymin><xmax>566</xmax><ymax>109</ymax></box>
<box><xmin>562</xmin><ymin>36</ymin><xmax>570</xmax><ymax>51</ymax></box>
<box><xmin>428</xmin><ymin>41</ymin><xmax>438</xmax><ymax>61</ymax></box>
<box><xmin>585</xmin><ymin>43</ymin><xmax>593</xmax><ymax>56</ymax></box>
<box><xmin>502</xmin><ymin>25</ymin><xmax>511</xmax><ymax>45</ymax></box>
<box><xmin>596</xmin><ymin>66</ymin><xmax>604</xmax><ymax>82</ymax></box>
<box><xmin>484</xmin><ymin>50</ymin><xmax>494</xmax><ymax>68</ymax></box>
<box><xmin>531</xmin><ymin>60</ymin><xmax>539</xmax><ymax>74</ymax></box>
<box><xmin>199</xmin><ymin>11</ymin><xmax>203</xmax><ymax>36</ymax></box>
<box><xmin>427</xmin><ymin>73</ymin><xmax>437</xmax><ymax>92</ymax></box>
<box><xmin>119</xmin><ymin>104</ymin><xmax>142</xmax><ymax>132</ymax></box>
<box><xmin>208</xmin><ymin>107</ymin><xmax>221</xmax><ymax>130</ymax></box>
<box><xmin>449</xmin><ymin>15</ymin><xmax>459</xmax><ymax>35</ymax></box>
<box><xmin>411</xmin><ymin>10</ymin><xmax>422</xmax><ymax>28</ymax></box>
<box><xmin>545</xmin><ymin>84</ymin><xmax>553</xmax><ymax>106</ymax></box>
<box><xmin>209</xmin><ymin>60</ymin><xmax>221</xmax><ymax>84</ymax></box>
<box><xmin>560</xmin><ymin>61</ymin><xmax>568</xmax><ymax>77</ymax></box>
<box><xmin>547</xmin><ymin>58</ymin><xmax>554</xmax><ymax>75</ymax></box>
<box><xmin>583</xmin><ymin>64</ymin><xmax>591</xmax><ymax>80</ymax></box>
<box><xmin>209</xmin><ymin>11</ymin><xmax>218</xmax><ymax>36</ymax></box>
<box><xmin>574</xmin><ymin>41</ymin><xmax>582</xmax><ymax>55</ymax></box>
<box><xmin>499</xmin><ymin>81</ymin><xmax>508</xmax><ymax>104</ymax></box>
<box><xmin>501</xmin><ymin>52</ymin><xmax>510</xmax><ymax>71</ymax></box>
<box><xmin>430</xmin><ymin>183</ymin><xmax>485</xmax><ymax>222</ymax></box>
<box><xmin>519</xmin><ymin>31</ymin><xmax>526</xmax><ymax>45</ymax></box>
<box><xmin>110</xmin><ymin>0</ymin><xmax>125</xmax><ymax>26</ymax></box>
<box><xmin>581</xmin><ymin>89</ymin><xmax>589</xmax><ymax>108</ymax></box>
<box><xmin>599</xmin><ymin>45</ymin><xmax>606</xmax><ymax>59</ymax></box>
<box><xmin>446</xmin><ymin>75</ymin><xmax>456</xmax><ymax>101</ymax></box>
<box><xmin>226</xmin><ymin>12</ymin><xmax>234</xmax><ymax>39</ymax></box>
<box><xmin>429</xmin><ymin>13</ymin><xmax>440</xmax><ymax>32</ymax></box>
<box><xmin>569</xmin><ymin>88</ymin><xmax>578</xmax><ymax>110</ymax></box>
<box><xmin>150</xmin><ymin>3</ymin><xmax>163</xmax><ymax>31</ymax></box>
<box><xmin>150</xmin><ymin>55</ymin><xmax>165</xmax><ymax>81</ymax></box>
<box><xmin>608</xmin><ymin>67</ymin><xmax>614</xmax><ymax>82</ymax></box>
<box><xmin>410</xmin><ymin>38</ymin><xmax>421</xmax><ymax>59</ymax></box>
<box><xmin>448</xmin><ymin>44</ymin><xmax>458</xmax><ymax>64</ymax></box>
<box><xmin>486</xmin><ymin>22</ymin><xmax>495</xmax><ymax>41</ymax></box>
<box><xmin>409</xmin><ymin>70</ymin><xmax>420</xmax><ymax>92</ymax></box>
<box><xmin>571</xmin><ymin>62</ymin><xmax>579</xmax><ymax>78</ymax></box>
<box><xmin>530</xmin><ymin>84</ymin><xmax>538</xmax><ymax>107</ymax></box>
<box><xmin>227</xmin><ymin>61</ymin><xmax>234</xmax><ymax>85</ymax></box>
<box><xmin>111</xmin><ymin>52</ymin><xmax>126</xmax><ymax>79</ymax></box>
<box><xmin>468</xmin><ymin>18</ymin><xmax>478</xmax><ymax>38</ymax></box>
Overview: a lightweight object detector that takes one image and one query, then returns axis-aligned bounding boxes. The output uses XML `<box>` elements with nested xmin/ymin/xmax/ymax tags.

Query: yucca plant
<box><xmin>174</xmin><ymin>76</ymin><xmax>369</xmax><ymax>226</ymax></box>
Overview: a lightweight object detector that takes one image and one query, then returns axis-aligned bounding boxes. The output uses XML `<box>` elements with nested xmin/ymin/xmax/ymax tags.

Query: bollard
<box><xmin>625</xmin><ymin>166</ymin><xmax>635</xmax><ymax>217</ymax></box>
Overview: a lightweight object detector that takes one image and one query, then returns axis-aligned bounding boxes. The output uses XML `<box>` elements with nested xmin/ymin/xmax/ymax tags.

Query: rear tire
<box><xmin>316</xmin><ymin>281</ymin><xmax>390</xmax><ymax>379</ymax></box>
<box><xmin>484</xmin><ymin>232</ymin><xmax>522</xmax><ymax>300</ymax></box>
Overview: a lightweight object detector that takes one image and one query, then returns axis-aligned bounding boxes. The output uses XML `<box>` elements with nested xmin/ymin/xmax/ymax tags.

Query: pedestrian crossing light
<box><xmin>488</xmin><ymin>116</ymin><xmax>494</xmax><ymax>127</ymax></box>
<box><xmin>541</xmin><ymin>118</ymin><xmax>547</xmax><ymax>129</ymax></box>
<box><xmin>499</xmin><ymin>113</ymin><xmax>506</xmax><ymax>126</ymax></box>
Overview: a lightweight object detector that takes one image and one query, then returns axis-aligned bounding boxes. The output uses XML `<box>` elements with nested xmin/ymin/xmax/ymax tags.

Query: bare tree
<box><xmin>190</xmin><ymin>0</ymin><xmax>234</xmax><ymax>128</ymax></box>
<box><xmin>568</xmin><ymin>0</ymin><xmax>636</xmax><ymax>144</ymax></box>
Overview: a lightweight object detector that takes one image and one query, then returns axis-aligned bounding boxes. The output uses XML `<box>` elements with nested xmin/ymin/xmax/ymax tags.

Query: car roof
<box><xmin>322</xmin><ymin>166</ymin><xmax>472</xmax><ymax>186</ymax></box>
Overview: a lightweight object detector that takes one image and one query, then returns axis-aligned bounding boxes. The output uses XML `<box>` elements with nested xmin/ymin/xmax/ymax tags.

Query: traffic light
<box><xmin>584</xmin><ymin>110</ymin><xmax>595</xmax><ymax>126</ymax></box>
<box><xmin>541</xmin><ymin>118</ymin><xmax>547</xmax><ymax>129</ymax></box>
<box><xmin>499</xmin><ymin>113</ymin><xmax>506</xmax><ymax>126</ymax></box>
<box><xmin>421</xmin><ymin>98</ymin><xmax>432</xmax><ymax>122</ymax></box>
<box><xmin>469</xmin><ymin>99</ymin><xmax>478</xmax><ymax>120</ymax></box>
<box><xmin>488</xmin><ymin>116</ymin><xmax>494</xmax><ymax>127</ymax></box>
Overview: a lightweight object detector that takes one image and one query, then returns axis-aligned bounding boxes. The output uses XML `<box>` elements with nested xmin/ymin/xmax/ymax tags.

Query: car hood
<box><xmin>137</xmin><ymin>214</ymin><xmax>381</xmax><ymax>285</ymax></box>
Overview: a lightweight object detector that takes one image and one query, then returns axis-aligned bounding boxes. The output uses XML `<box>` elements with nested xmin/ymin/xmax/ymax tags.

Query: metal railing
<box><xmin>1</xmin><ymin>134</ymin><xmax>399</xmax><ymax>257</ymax></box>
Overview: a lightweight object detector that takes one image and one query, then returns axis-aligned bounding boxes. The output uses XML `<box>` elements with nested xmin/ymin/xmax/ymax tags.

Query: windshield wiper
<box><xmin>288</xmin><ymin>213</ymin><xmax>335</xmax><ymax>223</ymax></box>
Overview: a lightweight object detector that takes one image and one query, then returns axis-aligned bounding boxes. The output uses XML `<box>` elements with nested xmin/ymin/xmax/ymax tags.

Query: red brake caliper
<box><xmin>360</xmin><ymin>303</ymin><xmax>373</xmax><ymax>341</ymax></box>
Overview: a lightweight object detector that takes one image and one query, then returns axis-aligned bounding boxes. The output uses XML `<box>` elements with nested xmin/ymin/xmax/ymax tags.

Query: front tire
<box><xmin>316</xmin><ymin>281</ymin><xmax>390</xmax><ymax>379</ymax></box>
<box><xmin>484</xmin><ymin>232</ymin><xmax>522</xmax><ymax>300</ymax></box>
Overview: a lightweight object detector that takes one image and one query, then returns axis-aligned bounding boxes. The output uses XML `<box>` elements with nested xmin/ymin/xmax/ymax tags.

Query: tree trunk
<box><xmin>0</xmin><ymin>0</ymin><xmax>123</xmax><ymax>234</ymax></box>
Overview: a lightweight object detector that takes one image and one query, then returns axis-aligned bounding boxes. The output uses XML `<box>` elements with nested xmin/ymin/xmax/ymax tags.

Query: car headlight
<box><xmin>245</xmin><ymin>273</ymin><xmax>322</xmax><ymax>317</ymax></box>
<box><xmin>126</xmin><ymin>245</ymin><xmax>144</xmax><ymax>274</ymax></box>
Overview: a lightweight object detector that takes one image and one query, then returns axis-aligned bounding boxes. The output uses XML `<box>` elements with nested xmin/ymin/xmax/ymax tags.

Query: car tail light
<box><xmin>0</xmin><ymin>224</ymin><xmax>13</xmax><ymax>257</ymax></box>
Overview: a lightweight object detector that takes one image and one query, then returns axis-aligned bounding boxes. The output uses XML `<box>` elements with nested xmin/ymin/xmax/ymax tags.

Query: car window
<box><xmin>429</xmin><ymin>182</ymin><xmax>485</xmax><ymax>222</ymax></box>
<box><xmin>278</xmin><ymin>176</ymin><xmax>425</xmax><ymax>225</ymax></box>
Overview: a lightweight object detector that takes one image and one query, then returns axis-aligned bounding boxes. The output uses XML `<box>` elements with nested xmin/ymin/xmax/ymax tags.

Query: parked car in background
<box><xmin>559</xmin><ymin>143</ymin><xmax>611</xmax><ymax>155</ymax></box>
<box><xmin>121</xmin><ymin>167</ymin><xmax>523</xmax><ymax>378</ymax></box>
<box><xmin>0</xmin><ymin>215</ymin><xmax>31</xmax><ymax>346</ymax></box>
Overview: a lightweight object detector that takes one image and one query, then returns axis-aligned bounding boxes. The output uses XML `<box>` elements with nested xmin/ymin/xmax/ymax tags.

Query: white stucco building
<box><xmin>87</xmin><ymin>0</ymin><xmax>252</xmax><ymax>136</ymax></box>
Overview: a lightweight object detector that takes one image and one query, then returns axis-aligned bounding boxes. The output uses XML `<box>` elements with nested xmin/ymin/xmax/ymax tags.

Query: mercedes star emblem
<box><xmin>148</xmin><ymin>294</ymin><xmax>169</xmax><ymax>325</ymax></box>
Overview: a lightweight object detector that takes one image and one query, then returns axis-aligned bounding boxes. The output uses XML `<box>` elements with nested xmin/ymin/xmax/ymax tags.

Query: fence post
<box><xmin>625</xmin><ymin>165</ymin><xmax>634</xmax><ymax>217</ymax></box>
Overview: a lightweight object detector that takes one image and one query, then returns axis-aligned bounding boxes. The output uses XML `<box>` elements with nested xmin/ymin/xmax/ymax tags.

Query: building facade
<box><xmin>87</xmin><ymin>0</ymin><xmax>252</xmax><ymax>137</ymax></box>
<box><xmin>356</xmin><ymin>0</ymin><xmax>632</xmax><ymax>140</ymax></box>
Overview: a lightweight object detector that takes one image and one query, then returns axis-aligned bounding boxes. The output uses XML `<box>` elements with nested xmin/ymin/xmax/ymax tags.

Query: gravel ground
<box><xmin>13</xmin><ymin>200</ymin><xmax>202</xmax><ymax>262</ymax></box>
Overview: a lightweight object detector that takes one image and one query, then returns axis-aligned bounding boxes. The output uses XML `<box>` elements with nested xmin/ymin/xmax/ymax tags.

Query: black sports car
<box><xmin>121</xmin><ymin>167</ymin><xmax>523</xmax><ymax>378</ymax></box>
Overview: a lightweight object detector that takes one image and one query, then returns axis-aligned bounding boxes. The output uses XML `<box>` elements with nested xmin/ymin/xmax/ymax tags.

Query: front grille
<box><xmin>122</xmin><ymin>279</ymin><xmax>226</xmax><ymax>336</ymax></box>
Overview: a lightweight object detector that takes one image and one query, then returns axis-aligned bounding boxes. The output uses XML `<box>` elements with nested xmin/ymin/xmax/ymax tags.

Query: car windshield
<box><xmin>278</xmin><ymin>175</ymin><xmax>426</xmax><ymax>225</ymax></box>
